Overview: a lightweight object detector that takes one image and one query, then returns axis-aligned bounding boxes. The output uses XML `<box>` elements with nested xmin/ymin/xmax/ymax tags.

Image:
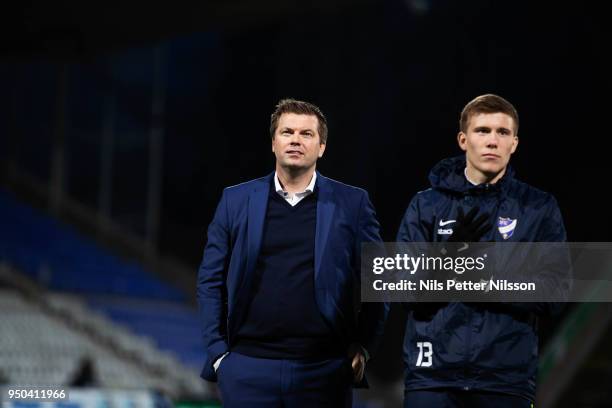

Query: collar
<box><xmin>274</xmin><ymin>171</ymin><xmax>317</xmax><ymax>196</ymax></box>
<box><xmin>464</xmin><ymin>167</ymin><xmax>479</xmax><ymax>186</ymax></box>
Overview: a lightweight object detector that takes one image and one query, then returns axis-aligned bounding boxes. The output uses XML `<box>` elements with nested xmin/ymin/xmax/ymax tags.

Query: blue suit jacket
<box><xmin>197</xmin><ymin>172</ymin><xmax>388</xmax><ymax>383</ymax></box>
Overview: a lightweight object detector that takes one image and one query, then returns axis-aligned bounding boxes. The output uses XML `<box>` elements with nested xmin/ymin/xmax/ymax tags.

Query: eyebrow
<box><xmin>279</xmin><ymin>127</ymin><xmax>315</xmax><ymax>134</ymax></box>
<box><xmin>474</xmin><ymin>126</ymin><xmax>512</xmax><ymax>133</ymax></box>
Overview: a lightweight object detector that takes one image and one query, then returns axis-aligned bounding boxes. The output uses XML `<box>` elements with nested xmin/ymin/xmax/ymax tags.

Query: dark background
<box><xmin>0</xmin><ymin>0</ymin><xmax>610</xmax><ymax>398</ymax></box>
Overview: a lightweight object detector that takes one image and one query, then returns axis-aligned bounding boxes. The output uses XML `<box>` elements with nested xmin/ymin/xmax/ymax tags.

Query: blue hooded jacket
<box><xmin>397</xmin><ymin>156</ymin><xmax>567</xmax><ymax>400</ymax></box>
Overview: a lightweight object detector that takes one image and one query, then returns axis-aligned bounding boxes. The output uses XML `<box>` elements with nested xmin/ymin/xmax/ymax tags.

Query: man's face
<box><xmin>272</xmin><ymin>113</ymin><xmax>326</xmax><ymax>172</ymax></box>
<box><xmin>458</xmin><ymin>112</ymin><xmax>518</xmax><ymax>179</ymax></box>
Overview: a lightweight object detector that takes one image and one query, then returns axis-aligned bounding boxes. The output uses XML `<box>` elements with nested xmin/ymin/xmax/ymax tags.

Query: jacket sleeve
<box><xmin>396</xmin><ymin>193</ymin><xmax>447</xmax><ymax>314</ymax></box>
<box><xmin>197</xmin><ymin>189</ymin><xmax>231</xmax><ymax>382</ymax></box>
<box><xmin>397</xmin><ymin>193</ymin><xmax>434</xmax><ymax>243</ymax></box>
<box><xmin>355</xmin><ymin>191</ymin><xmax>389</xmax><ymax>359</ymax></box>
<box><xmin>499</xmin><ymin>196</ymin><xmax>571</xmax><ymax>317</ymax></box>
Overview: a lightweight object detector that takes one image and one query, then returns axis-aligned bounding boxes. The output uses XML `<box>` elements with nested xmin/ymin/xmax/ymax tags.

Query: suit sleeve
<box><xmin>197</xmin><ymin>189</ymin><xmax>231</xmax><ymax>381</ymax></box>
<box><xmin>355</xmin><ymin>191</ymin><xmax>389</xmax><ymax>358</ymax></box>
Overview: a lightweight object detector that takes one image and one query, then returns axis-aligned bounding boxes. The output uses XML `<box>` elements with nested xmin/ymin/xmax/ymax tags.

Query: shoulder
<box><xmin>222</xmin><ymin>175</ymin><xmax>270</xmax><ymax>197</ymax></box>
<box><xmin>405</xmin><ymin>187</ymin><xmax>448</xmax><ymax>209</ymax></box>
<box><xmin>506</xmin><ymin>179</ymin><xmax>559</xmax><ymax>212</ymax></box>
<box><xmin>319</xmin><ymin>174</ymin><xmax>369</xmax><ymax>198</ymax></box>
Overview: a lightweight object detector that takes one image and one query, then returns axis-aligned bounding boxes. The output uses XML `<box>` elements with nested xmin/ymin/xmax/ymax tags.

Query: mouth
<box><xmin>482</xmin><ymin>154</ymin><xmax>500</xmax><ymax>160</ymax></box>
<box><xmin>286</xmin><ymin>150</ymin><xmax>304</xmax><ymax>156</ymax></box>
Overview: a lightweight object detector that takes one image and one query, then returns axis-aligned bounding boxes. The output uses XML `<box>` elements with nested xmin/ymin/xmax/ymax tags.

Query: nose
<box><xmin>485</xmin><ymin>133</ymin><xmax>499</xmax><ymax>149</ymax></box>
<box><xmin>289</xmin><ymin>133</ymin><xmax>301</xmax><ymax>145</ymax></box>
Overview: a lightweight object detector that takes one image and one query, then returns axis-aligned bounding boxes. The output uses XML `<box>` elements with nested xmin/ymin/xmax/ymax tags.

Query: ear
<box><xmin>271</xmin><ymin>137</ymin><xmax>275</xmax><ymax>153</ymax></box>
<box><xmin>510</xmin><ymin>135</ymin><xmax>519</xmax><ymax>154</ymax></box>
<box><xmin>457</xmin><ymin>132</ymin><xmax>467</xmax><ymax>152</ymax></box>
<box><xmin>318</xmin><ymin>142</ymin><xmax>326</xmax><ymax>158</ymax></box>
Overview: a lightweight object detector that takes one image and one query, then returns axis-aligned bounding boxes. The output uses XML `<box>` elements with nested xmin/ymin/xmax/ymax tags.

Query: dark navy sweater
<box><xmin>233</xmin><ymin>182</ymin><xmax>343</xmax><ymax>359</ymax></box>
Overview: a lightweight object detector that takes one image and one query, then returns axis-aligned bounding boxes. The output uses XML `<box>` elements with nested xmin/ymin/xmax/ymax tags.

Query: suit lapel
<box><xmin>229</xmin><ymin>174</ymin><xmax>270</xmax><ymax>339</ymax></box>
<box><xmin>315</xmin><ymin>173</ymin><xmax>335</xmax><ymax>282</ymax></box>
<box><xmin>246</xmin><ymin>175</ymin><xmax>271</xmax><ymax>277</ymax></box>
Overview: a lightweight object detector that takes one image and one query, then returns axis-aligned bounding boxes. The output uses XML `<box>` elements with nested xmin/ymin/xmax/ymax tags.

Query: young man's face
<box><xmin>458</xmin><ymin>112</ymin><xmax>518</xmax><ymax>182</ymax></box>
<box><xmin>272</xmin><ymin>113</ymin><xmax>326</xmax><ymax>173</ymax></box>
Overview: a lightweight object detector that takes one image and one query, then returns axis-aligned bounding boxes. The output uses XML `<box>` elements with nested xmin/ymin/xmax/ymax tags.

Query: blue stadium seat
<box><xmin>0</xmin><ymin>188</ymin><xmax>184</xmax><ymax>302</ymax></box>
<box><xmin>87</xmin><ymin>297</ymin><xmax>204</xmax><ymax>370</ymax></box>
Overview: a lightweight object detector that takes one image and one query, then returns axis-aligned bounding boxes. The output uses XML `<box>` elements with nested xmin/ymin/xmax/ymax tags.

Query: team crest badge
<box><xmin>497</xmin><ymin>217</ymin><xmax>517</xmax><ymax>240</ymax></box>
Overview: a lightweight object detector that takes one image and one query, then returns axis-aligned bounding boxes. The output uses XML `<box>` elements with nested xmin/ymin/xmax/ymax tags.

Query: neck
<box><xmin>276</xmin><ymin>165</ymin><xmax>315</xmax><ymax>194</ymax></box>
<box><xmin>465</xmin><ymin>164</ymin><xmax>506</xmax><ymax>185</ymax></box>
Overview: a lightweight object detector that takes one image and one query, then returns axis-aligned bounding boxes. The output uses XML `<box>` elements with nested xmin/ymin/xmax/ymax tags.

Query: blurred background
<box><xmin>1</xmin><ymin>1</ymin><xmax>611</xmax><ymax>407</ymax></box>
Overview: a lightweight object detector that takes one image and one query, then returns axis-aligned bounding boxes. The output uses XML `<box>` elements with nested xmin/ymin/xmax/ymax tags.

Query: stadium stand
<box><xmin>0</xmin><ymin>187</ymin><xmax>214</xmax><ymax>402</ymax></box>
<box><xmin>0</xmin><ymin>188</ymin><xmax>184</xmax><ymax>301</ymax></box>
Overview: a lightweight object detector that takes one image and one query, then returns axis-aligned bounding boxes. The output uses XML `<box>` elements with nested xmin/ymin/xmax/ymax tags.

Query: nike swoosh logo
<box><xmin>439</xmin><ymin>219</ymin><xmax>456</xmax><ymax>226</ymax></box>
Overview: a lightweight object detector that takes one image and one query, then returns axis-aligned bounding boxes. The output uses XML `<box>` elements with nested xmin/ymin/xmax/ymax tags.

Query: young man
<box><xmin>397</xmin><ymin>94</ymin><xmax>567</xmax><ymax>407</ymax></box>
<box><xmin>198</xmin><ymin>99</ymin><xmax>387</xmax><ymax>407</ymax></box>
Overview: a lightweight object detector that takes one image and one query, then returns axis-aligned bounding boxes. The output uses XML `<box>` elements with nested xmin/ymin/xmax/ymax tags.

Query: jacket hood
<box><xmin>428</xmin><ymin>155</ymin><xmax>515</xmax><ymax>194</ymax></box>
